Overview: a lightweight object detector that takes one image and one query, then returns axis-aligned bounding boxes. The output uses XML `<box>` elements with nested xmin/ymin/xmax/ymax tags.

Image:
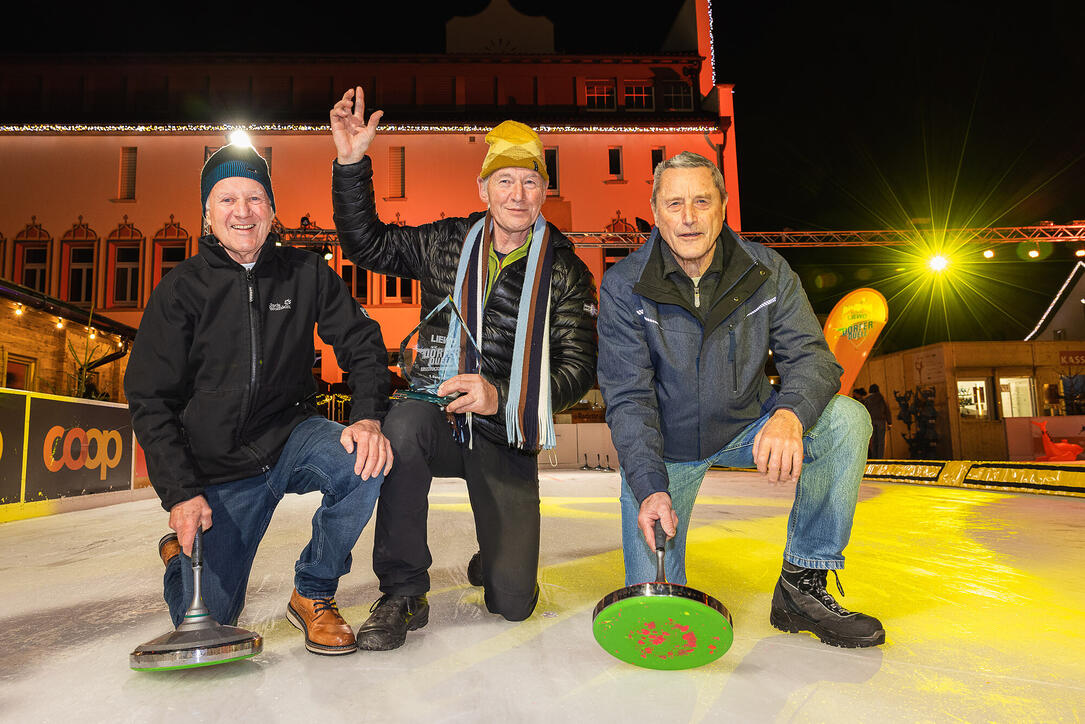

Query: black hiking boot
<box><xmin>355</xmin><ymin>594</ymin><xmax>429</xmax><ymax>651</ymax></box>
<box><xmin>770</xmin><ymin>561</ymin><xmax>885</xmax><ymax>648</ymax></box>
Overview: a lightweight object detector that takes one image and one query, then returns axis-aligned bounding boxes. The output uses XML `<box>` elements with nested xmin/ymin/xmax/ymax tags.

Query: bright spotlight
<box><xmin>928</xmin><ymin>255</ymin><xmax>949</xmax><ymax>272</ymax></box>
<box><xmin>982</xmin><ymin>249</ymin><xmax>994</xmax><ymax>259</ymax></box>
<box><xmin>228</xmin><ymin>129</ymin><xmax>252</xmax><ymax>148</ymax></box>
<box><xmin>1076</xmin><ymin>248</ymin><xmax>1085</xmax><ymax>258</ymax></box>
<box><xmin>1028</xmin><ymin>249</ymin><xmax>1040</xmax><ymax>259</ymax></box>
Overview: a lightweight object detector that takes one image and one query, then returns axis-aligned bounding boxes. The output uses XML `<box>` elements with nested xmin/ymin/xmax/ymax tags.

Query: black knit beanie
<box><xmin>200</xmin><ymin>144</ymin><xmax>276</xmax><ymax>213</ymax></box>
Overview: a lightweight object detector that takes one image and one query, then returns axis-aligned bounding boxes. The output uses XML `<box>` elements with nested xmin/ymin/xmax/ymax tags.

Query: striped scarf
<box><xmin>442</xmin><ymin>212</ymin><xmax>555</xmax><ymax>450</ymax></box>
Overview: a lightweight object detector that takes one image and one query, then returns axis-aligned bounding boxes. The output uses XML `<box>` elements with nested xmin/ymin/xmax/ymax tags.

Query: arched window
<box><xmin>151</xmin><ymin>215</ymin><xmax>192</xmax><ymax>288</ymax></box>
<box><xmin>13</xmin><ymin>217</ymin><xmax>51</xmax><ymax>293</ymax></box>
<box><xmin>60</xmin><ymin>217</ymin><xmax>98</xmax><ymax>305</ymax></box>
<box><xmin>106</xmin><ymin>215</ymin><xmax>144</xmax><ymax>308</ymax></box>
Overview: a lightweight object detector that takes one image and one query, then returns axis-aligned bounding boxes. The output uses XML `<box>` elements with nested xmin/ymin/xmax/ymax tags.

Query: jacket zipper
<box><xmin>728</xmin><ymin>323</ymin><xmax>737</xmax><ymax>393</ymax></box>
<box><xmin>247</xmin><ymin>270</ymin><xmax>258</xmax><ymax>389</ymax></box>
<box><xmin>238</xmin><ymin>269</ymin><xmax>267</xmax><ymax>470</ymax></box>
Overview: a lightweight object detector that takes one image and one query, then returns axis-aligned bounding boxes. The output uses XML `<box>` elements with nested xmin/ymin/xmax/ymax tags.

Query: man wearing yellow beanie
<box><xmin>330</xmin><ymin>88</ymin><xmax>597</xmax><ymax>650</ymax></box>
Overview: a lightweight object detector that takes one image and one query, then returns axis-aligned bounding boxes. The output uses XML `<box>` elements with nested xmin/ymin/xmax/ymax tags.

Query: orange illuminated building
<box><xmin>0</xmin><ymin>1</ymin><xmax>738</xmax><ymax>394</ymax></box>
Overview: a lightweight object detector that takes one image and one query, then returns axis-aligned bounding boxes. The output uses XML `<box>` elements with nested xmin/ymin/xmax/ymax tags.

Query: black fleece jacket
<box><xmin>331</xmin><ymin>156</ymin><xmax>597</xmax><ymax>450</ymax></box>
<box><xmin>125</xmin><ymin>233</ymin><xmax>388</xmax><ymax>511</ymax></box>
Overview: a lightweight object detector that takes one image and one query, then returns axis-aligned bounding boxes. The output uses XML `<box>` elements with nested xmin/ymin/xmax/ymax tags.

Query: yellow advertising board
<box><xmin>0</xmin><ymin>389</ymin><xmax>134</xmax><ymax>523</ymax></box>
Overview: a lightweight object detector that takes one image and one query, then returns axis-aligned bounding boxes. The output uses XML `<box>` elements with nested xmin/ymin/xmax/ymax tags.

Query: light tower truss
<box><xmin>272</xmin><ymin>221</ymin><xmax>1085</xmax><ymax>250</ymax></box>
<box><xmin>563</xmin><ymin>223</ymin><xmax>1085</xmax><ymax>249</ymax></box>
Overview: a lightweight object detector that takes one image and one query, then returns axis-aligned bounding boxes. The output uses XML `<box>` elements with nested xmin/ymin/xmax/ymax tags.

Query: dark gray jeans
<box><xmin>373</xmin><ymin>399</ymin><xmax>541</xmax><ymax>621</ymax></box>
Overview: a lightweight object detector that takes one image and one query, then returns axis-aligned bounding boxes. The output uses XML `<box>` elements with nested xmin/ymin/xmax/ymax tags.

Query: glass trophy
<box><xmin>393</xmin><ymin>295</ymin><xmax>482</xmax><ymax>406</ymax></box>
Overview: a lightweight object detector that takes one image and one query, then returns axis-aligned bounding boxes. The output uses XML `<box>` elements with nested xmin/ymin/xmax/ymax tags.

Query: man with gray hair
<box><xmin>597</xmin><ymin>151</ymin><xmax>885</xmax><ymax>648</ymax></box>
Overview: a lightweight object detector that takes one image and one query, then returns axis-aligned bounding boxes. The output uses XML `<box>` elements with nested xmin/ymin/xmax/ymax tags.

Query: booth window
<box><xmin>999</xmin><ymin>376</ymin><xmax>1036</xmax><ymax>418</ymax></box>
<box><xmin>4</xmin><ymin>353</ymin><xmax>36</xmax><ymax>391</ymax></box>
<box><xmin>957</xmin><ymin>379</ymin><xmax>991</xmax><ymax>420</ymax></box>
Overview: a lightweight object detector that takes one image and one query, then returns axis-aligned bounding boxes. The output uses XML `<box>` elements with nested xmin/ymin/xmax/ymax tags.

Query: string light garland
<box><xmin>706</xmin><ymin>0</ymin><xmax>717</xmax><ymax>86</ymax></box>
<box><xmin>1</xmin><ymin>122</ymin><xmax>720</xmax><ymax>135</ymax></box>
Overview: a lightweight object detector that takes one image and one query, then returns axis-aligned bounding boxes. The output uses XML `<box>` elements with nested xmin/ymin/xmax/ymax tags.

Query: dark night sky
<box><xmin>10</xmin><ymin>1</ymin><xmax>1085</xmax><ymax>349</ymax></box>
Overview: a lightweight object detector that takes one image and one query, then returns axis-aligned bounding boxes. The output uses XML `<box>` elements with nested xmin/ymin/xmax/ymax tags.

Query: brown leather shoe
<box><xmin>286</xmin><ymin>589</ymin><xmax>357</xmax><ymax>655</ymax></box>
<box><xmin>158</xmin><ymin>533</ymin><xmax>180</xmax><ymax>567</ymax></box>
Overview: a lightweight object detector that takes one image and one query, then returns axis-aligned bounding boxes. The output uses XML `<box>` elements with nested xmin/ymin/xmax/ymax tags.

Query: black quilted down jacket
<box><xmin>332</xmin><ymin>157</ymin><xmax>598</xmax><ymax>451</ymax></box>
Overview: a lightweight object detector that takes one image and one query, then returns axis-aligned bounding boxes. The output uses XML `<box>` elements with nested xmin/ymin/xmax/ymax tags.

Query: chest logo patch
<box><xmin>269</xmin><ymin>299</ymin><xmax>293</xmax><ymax>311</ymax></box>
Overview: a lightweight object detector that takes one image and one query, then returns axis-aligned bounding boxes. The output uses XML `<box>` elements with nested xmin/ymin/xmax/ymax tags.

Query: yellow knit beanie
<box><xmin>480</xmin><ymin>120</ymin><xmax>548</xmax><ymax>184</ymax></box>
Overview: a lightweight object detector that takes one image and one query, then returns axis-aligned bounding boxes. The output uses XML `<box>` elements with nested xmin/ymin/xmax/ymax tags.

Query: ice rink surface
<box><xmin>2</xmin><ymin>469</ymin><xmax>1083</xmax><ymax>723</ymax></box>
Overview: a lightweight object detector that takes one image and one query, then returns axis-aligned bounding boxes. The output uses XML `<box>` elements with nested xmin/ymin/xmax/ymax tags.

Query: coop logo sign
<box><xmin>42</xmin><ymin>425</ymin><xmax>123</xmax><ymax>480</ymax></box>
<box><xmin>26</xmin><ymin>396</ymin><xmax>133</xmax><ymax>499</ymax></box>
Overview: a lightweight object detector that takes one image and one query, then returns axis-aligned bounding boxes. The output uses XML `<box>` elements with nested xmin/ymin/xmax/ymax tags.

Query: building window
<box><xmin>383</xmin><ymin>275</ymin><xmax>415</xmax><ymax>304</ymax></box>
<box><xmin>624</xmin><ymin>81</ymin><xmax>653</xmax><ymax>110</ymax></box>
<box><xmin>106</xmin><ymin>216</ymin><xmax>144</xmax><ymax>307</ymax></box>
<box><xmin>3</xmin><ymin>353</ymin><xmax>36</xmax><ymax>391</ymax></box>
<box><xmin>999</xmin><ymin>376</ymin><xmax>1036</xmax><ymax>417</ymax></box>
<box><xmin>662</xmin><ymin>82</ymin><xmax>693</xmax><ymax>111</ymax></box>
<box><xmin>544</xmin><ymin>147</ymin><xmax>559</xmax><ymax>195</ymax></box>
<box><xmin>152</xmin><ymin>215</ymin><xmax>192</xmax><ymax>287</ymax></box>
<box><xmin>608</xmin><ymin>147</ymin><xmax>623</xmax><ymax>177</ymax></box>
<box><xmin>19</xmin><ymin>244</ymin><xmax>48</xmax><ymax>292</ymax></box>
<box><xmin>117</xmin><ymin>147</ymin><xmax>137</xmax><ymax>200</ymax></box>
<box><xmin>585</xmin><ymin>80</ymin><xmax>616</xmax><ymax>110</ymax></box>
<box><xmin>388</xmin><ymin>147</ymin><xmax>406</xmax><ymax>198</ymax></box>
<box><xmin>651</xmin><ymin>147</ymin><xmax>666</xmax><ymax>172</ymax></box>
<box><xmin>14</xmin><ymin>218</ymin><xmax>52</xmax><ymax>293</ymax></box>
<box><xmin>65</xmin><ymin>245</ymin><xmax>96</xmax><ymax>304</ymax></box>
<box><xmin>152</xmin><ymin>243</ymin><xmax>186</xmax><ymax>285</ymax></box>
<box><xmin>110</xmin><ymin>244</ymin><xmax>141</xmax><ymax>307</ymax></box>
<box><xmin>341</xmin><ymin>261</ymin><xmax>370</xmax><ymax>304</ymax></box>
<box><xmin>957</xmin><ymin>379</ymin><xmax>990</xmax><ymax>420</ymax></box>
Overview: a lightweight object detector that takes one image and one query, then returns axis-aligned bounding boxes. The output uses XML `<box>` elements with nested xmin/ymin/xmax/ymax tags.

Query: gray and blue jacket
<box><xmin>597</xmin><ymin>224</ymin><xmax>842</xmax><ymax>504</ymax></box>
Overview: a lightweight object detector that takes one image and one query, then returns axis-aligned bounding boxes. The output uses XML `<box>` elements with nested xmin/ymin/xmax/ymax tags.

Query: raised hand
<box><xmin>330</xmin><ymin>86</ymin><xmax>384</xmax><ymax>165</ymax></box>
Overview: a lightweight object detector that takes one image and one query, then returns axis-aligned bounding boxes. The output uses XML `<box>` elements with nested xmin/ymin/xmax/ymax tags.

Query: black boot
<box><xmin>355</xmin><ymin>594</ymin><xmax>429</xmax><ymax>651</ymax></box>
<box><xmin>770</xmin><ymin>561</ymin><xmax>885</xmax><ymax>648</ymax></box>
<box><xmin>467</xmin><ymin>551</ymin><xmax>483</xmax><ymax>587</ymax></box>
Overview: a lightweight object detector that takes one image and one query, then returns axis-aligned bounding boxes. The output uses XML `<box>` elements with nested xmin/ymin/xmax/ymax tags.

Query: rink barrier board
<box><xmin>862</xmin><ymin>460</ymin><xmax>1085</xmax><ymax>497</ymax></box>
<box><xmin>711</xmin><ymin>459</ymin><xmax>1085</xmax><ymax>497</ymax></box>
<box><xmin>0</xmin><ymin>388</ymin><xmax>137</xmax><ymax>523</ymax></box>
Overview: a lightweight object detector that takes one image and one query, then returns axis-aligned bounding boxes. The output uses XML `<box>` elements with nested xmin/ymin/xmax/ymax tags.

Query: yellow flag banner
<box><xmin>823</xmin><ymin>288</ymin><xmax>889</xmax><ymax>395</ymax></box>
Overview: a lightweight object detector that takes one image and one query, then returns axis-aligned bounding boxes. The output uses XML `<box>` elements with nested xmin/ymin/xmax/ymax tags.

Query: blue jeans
<box><xmin>162</xmin><ymin>416</ymin><xmax>383</xmax><ymax>626</ymax></box>
<box><xmin>620</xmin><ymin>395</ymin><xmax>871</xmax><ymax>586</ymax></box>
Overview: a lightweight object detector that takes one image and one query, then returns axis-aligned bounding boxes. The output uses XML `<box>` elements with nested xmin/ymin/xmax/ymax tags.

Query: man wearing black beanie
<box><xmin>126</xmin><ymin>141</ymin><xmax>393</xmax><ymax>656</ymax></box>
